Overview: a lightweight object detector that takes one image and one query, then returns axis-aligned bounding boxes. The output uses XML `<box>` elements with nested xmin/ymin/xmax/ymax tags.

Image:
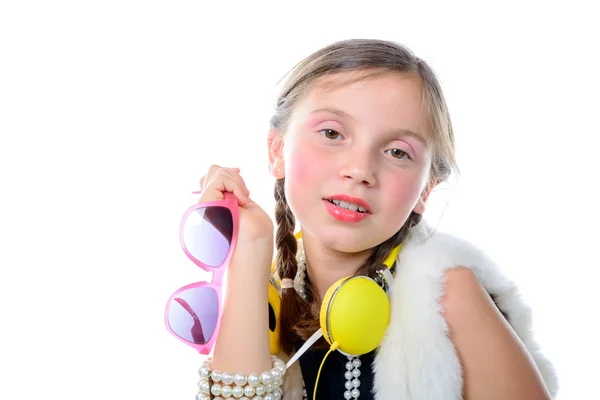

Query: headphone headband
<box><xmin>293</xmin><ymin>230</ymin><xmax>401</xmax><ymax>271</ymax></box>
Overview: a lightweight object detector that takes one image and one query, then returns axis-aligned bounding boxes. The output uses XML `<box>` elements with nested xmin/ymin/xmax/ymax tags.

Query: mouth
<box><xmin>324</xmin><ymin>195</ymin><xmax>371</xmax><ymax>214</ymax></box>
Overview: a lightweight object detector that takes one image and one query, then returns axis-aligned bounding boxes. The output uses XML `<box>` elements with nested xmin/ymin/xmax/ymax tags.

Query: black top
<box><xmin>298</xmin><ymin>342</ymin><xmax>376</xmax><ymax>400</ymax></box>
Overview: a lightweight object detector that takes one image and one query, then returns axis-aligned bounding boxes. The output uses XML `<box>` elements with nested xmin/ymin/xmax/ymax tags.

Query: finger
<box><xmin>191</xmin><ymin>175</ymin><xmax>209</xmax><ymax>195</ymax></box>
<box><xmin>205</xmin><ymin>167</ymin><xmax>250</xmax><ymax>195</ymax></box>
<box><xmin>198</xmin><ymin>173</ymin><xmax>249</xmax><ymax>207</ymax></box>
<box><xmin>235</xmin><ymin>171</ymin><xmax>251</xmax><ymax>196</ymax></box>
<box><xmin>201</xmin><ymin>164</ymin><xmax>222</xmax><ymax>192</ymax></box>
<box><xmin>200</xmin><ymin>165</ymin><xmax>242</xmax><ymax>193</ymax></box>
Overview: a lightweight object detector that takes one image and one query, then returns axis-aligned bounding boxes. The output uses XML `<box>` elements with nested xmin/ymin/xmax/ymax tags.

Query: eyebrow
<box><xmin>311</xmin><ymin>107</ymin><xmax>355</xmax><ymax>120</ymax></box>
<box><xmin>310</xmin><ymin>107</ymin><xmax>428</xmax><ymax>147</ymax></box>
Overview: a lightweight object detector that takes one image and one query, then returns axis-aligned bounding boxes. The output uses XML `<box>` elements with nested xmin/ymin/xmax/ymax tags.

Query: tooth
<box><xmin>332</xmin><ymin>199</ymin><xmax>340</xmax><ymax>205</ymax></box>
<box><xmin>358</xmin><ymin>206</ymin><xmax>366</xmax><ymax>212</ymax></box>
<box><xmin>348</xmin><ymin>203</ymin><xmax>359</xmax><ymax>211</ymax></box>
<box><xmin>339</xmin><ymin>200</ymin><xmax>350</xmax><ymax>209</ymax></box>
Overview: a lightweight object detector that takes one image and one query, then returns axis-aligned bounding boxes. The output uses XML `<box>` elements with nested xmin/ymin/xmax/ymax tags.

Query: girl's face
<box><xmin>273</xmin><ymin>71</ymin><xmax>434</xmax><ymax>253</ymax></box>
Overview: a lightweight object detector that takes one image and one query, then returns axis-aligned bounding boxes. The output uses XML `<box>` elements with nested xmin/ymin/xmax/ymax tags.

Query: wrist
<box><xmin>227</xmin><ymin>239</ymin><xmax>273</xmax><ymax>282</ymax></box>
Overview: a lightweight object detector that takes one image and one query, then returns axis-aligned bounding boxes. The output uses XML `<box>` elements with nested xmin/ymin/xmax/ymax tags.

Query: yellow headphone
<box><xmin>268</xmin><ymin>231</ymin><xmax>400</xmax><ymax>357</ymax></box>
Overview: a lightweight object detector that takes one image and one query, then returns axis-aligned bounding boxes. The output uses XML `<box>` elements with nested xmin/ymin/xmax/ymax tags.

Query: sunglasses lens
<box><xmin>183</xmin><ymin>206</ymin><xmax>233</xmax><ymax>267</ymax></box>
<box><xmin>167</xmin><ymin>286</ymin><xmax>219</xmax><ymax>345</ymax></box>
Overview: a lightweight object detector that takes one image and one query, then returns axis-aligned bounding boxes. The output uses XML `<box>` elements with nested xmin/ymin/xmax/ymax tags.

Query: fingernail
<box><xmin>192</xmin><ymin>190</ymin><xmax>202</xmax><ymax>194</ymax></box>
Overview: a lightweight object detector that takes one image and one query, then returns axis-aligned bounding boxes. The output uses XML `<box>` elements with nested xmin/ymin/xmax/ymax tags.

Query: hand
<box><xmin>197</xmin><ymin>165</ymin><xmax>274</xmax><ymax>257</ymax></box>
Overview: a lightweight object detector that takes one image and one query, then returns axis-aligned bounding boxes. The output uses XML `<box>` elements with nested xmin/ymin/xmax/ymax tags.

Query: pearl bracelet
<box><xmin>196</xmin><ymin>355</ymin><xmax>286</xmax><ymax>400</ymax></box>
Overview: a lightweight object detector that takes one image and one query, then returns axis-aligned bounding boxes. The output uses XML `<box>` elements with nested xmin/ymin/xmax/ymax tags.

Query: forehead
<box><xmin>292</xmin><ymin>70</ymin><xmax>430</xmax><ymax>140</ymax></box>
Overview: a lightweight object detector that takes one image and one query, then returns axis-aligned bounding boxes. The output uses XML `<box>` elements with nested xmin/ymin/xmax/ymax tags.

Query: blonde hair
<box><xmin>269</xmin><ymin>39</ymin><xmax>459</xmax><ymax>354</ymax></box>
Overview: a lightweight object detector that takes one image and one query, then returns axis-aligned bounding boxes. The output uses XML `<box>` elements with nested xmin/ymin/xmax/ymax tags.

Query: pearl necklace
<box><xmin>295</xmin><ymin>240</ymin><xmax>362</xmax><ymax>399</ymax></box>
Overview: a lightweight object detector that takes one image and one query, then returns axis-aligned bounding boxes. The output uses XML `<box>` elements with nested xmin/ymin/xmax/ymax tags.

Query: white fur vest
<box><xmin>279</xmin><ymin>220</ymin><xmax>559</xmax><ymax>399</ymax></box>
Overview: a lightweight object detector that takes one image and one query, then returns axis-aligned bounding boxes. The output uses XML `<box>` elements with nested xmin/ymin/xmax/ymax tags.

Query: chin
<box><xmin>306</xmin><ymin>225</ymin><xmax>383</xmax><ymax>254</ymax></box>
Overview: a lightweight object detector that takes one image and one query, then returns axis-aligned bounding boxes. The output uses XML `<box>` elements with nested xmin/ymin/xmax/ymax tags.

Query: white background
<box><xmin>1</xmin><ymin>1</ymin><xmax>598</xmax><ymax>399</ymax></box>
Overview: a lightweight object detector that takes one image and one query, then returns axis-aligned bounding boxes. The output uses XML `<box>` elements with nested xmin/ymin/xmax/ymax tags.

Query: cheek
<box><xmin>285</xmin><ymin>145</ymin><xmax>322</xmax><ymax>186</ymax></box>
<box><xmin>384</xmin><ymin>173</ymin><xmax>425</xmax><ymax>208</ymax></box>
<box><xmin>284</xmin><ymin>144</ymin><xmax>328</xmax><ymax>218</ymax></box>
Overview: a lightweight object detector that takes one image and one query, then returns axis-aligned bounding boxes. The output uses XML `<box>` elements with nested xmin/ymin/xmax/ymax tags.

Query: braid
<box><xmin>273</xmin><ymin>178</ymin><xmax>304</xmax><ymax>354</ymax></box>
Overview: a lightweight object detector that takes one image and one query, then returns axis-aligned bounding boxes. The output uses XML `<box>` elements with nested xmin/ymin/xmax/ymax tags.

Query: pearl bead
<box><xmin>255</xmin><ymin>384</ymin><xmax>266</xmax><ymax>396</ymax></box>
<box><xmin>220</xmin><ymin>385</ymin><xmax>233</xmax><ymax>397</ymax></box>
<box><xmin>199</xmin><ymin>380</ymin><xmax>210</xmax><ymax>393</ymax></box>
<box><xmin>352</xmin><ymin>369</ymin><xmax>361</xmax><ymax>378</ymax></box>
<box><xmin>261</xmin><ymin>371</ymin><xmax>274</xmax><ymax>385</ymax></box>
<box><xmin>199</xmin><ymin>366</ymin><xmax>210</xmax><ymax>379</ymax></box>
<box><xmin>352</xmin><ymin>388</ymin><xmax>360</xmax><ymax>398</ymax></box>
<box><xmin>344</xmin><ymin>390</ymin><xmax>353</xmax><ymax>399</ymax></box>
<box><xmin>266</xmin><ymin>382</ymin><xmax>275</xmax><ymax>392</ymax></box>
<box><xmin>345</xmin><ymin>381</ymin><xmax>353</xmax><ymax>390</ymax></box>
<box><xmin>346</xmin><ymin>362</ymin><xmax>353</xmax><ymax>370</ymax></box>
<box><xmin>240</xmin><ymin>397</ymin><xmax>249</xmax><ymax>400</ymax></box>
<box><xmin>276</xmin><ymin>365</ymin><xmax>286</xmax><ymax>376</ymax></box>
<box><xmin>352</xmin><ymin>378</ymin><xmax>361</xmax><ymax>388</ymax></box>
<box><xmin>222</xmin><ymin>372</ymin><xmax>234</xmax><ymax>385</ymax></box>
<box><xmin>270</xmin><ymin>368</ymin><xmax>282</xmax><ymax>379</ymax></box>
<box><xmin>232</xmin><ymin>385</ymin><xmax>244</xmax><ymax>398</ymax></box>
<box><xmin>211</xmin><ymin>370</ymin><xmax>222</xmax><ymax>383</ymax></box>
<box><xmin>274</xmin><ymin>378</ymin><xmax>283</xmax><ymax>387</ymax></box>
<box><xmin>273</xmin><ymin>389</ymin><xmax>282</xmax><ymax>400</ymax></box>
<box><xmin>254</xmin><ymin>397</ymin><xmax>264</xmax><ymax>400</ymax></box>
<box><xmin>248</xmin><ymin>373</ymin><xmax>261</xmax><ymax>386</ymax></box>
<box><xmin>345</xmin><ymin>371</ymin><xmax>353</xmax><ymax>380</ymax></box>
<box><xmin>352</xmin><ymin>358</ymin><xmax>362</xmax><ymax>368</ymax></box>
<box><xmin>210</xmin><ymin>383</ymin><xmax>222</xmax><ymax>396</ymax></box>
<box><xmin>233</xmin><ymin>373</ymin><xmax>247</xmax><ymax>386</ymax></box>
<box><xmin>264</xmin><ymin>394</ymin><xmax>274</xmax><ymax>400</ymax></box>
<box><xmin>243</xmin><ymin>385</ymin><xmax>255</xmax><ymax>397</ymax></box>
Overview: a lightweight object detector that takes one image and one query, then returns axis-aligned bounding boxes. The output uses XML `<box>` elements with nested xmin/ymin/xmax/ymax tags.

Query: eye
<box><xmin>319</xmin><ymin>129</ymin><xmax>341</xmax><ymax>140</ymax></box>
<box><xmin>387</xmin><ymin>148</ymin><xmax>411</xmax><ymax>160</ymax></box>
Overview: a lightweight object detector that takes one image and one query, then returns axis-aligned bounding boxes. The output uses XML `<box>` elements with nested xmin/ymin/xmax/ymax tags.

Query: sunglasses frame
<box><xmin>165</xmin><ymin>192</ymin><xmax>239</xmax><ymax>354</ymax></box>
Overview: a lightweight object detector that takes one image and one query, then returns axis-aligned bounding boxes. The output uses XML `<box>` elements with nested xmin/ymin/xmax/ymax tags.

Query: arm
<box><xmin>211</xmin><ymin>237</ymin><xmax>273</xmax><ymax>373</ymax></box>
<box><xmin>441</xmin><ymin>267</ymin><xmax>551</xmax><ymax>400</ymax></box>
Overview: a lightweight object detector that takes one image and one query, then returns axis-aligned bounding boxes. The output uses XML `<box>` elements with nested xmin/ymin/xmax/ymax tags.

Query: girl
<box><xmin>193</xmin><ymin>39</ymin><xmax>558</xmax><ymax>399</ymax></box>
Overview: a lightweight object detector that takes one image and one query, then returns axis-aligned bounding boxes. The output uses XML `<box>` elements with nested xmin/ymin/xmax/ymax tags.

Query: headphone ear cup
<box><xmin>321</xmin><ymin>276</ymin><xmax>390</xmax><ymax>356</ymax></box>
<box><xmin>320</xmin><ymin>276</ymin><xmax>351</xmax><ymax>346</ymax></box>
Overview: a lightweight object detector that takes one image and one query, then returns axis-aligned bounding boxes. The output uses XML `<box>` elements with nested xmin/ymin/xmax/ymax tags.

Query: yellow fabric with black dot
<box><xmin>320</xmin><ymin>275</ymin><xmax>391</xmax><ymax>356</ymax></box>
<box><xmin>268</xmin><ymin>282</ymin><xmax>281</xmax><ymax>355</ymax></box>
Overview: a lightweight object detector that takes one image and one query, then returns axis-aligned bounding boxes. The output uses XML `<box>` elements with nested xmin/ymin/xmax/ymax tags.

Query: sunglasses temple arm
<box><xmin>285</xmin><ymin>329</ymin><xmax>323</xmax><ymax>369</ymax></box>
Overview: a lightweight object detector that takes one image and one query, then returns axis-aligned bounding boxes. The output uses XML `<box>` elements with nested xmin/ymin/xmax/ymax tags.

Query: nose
<box><xmin>338</xmin><ymin>148</ymin><xmax>377</xmax><ymax>187</ymax></box>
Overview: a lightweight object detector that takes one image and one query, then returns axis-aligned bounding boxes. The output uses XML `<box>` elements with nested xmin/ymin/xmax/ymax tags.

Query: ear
<box><xmin>413</xmin><ymin>176</ymin><xmax>437</xmax><ymax>215</ymax></box>
<box><xmin>268</xmin><ymin>129</ymin><xmax>285</xmax><ymax>179</ymax></box>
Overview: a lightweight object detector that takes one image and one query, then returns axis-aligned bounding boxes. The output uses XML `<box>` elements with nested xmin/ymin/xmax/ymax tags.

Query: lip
<box><xmin>323</xmin><ymin>199</ymin><xmax>370</xmax><ymax>223</ymax></box>
<box><xmin>324</xmin><ymin>194</ymin><xmax>372</xmax><ymax>213</ymax></box>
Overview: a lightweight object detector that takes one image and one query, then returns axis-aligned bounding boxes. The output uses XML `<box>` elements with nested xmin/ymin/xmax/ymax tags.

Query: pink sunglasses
<box><xmin>164</xmin><ymin>192</ymin><xmax>239</xmax><ymax>354</ymax></box>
